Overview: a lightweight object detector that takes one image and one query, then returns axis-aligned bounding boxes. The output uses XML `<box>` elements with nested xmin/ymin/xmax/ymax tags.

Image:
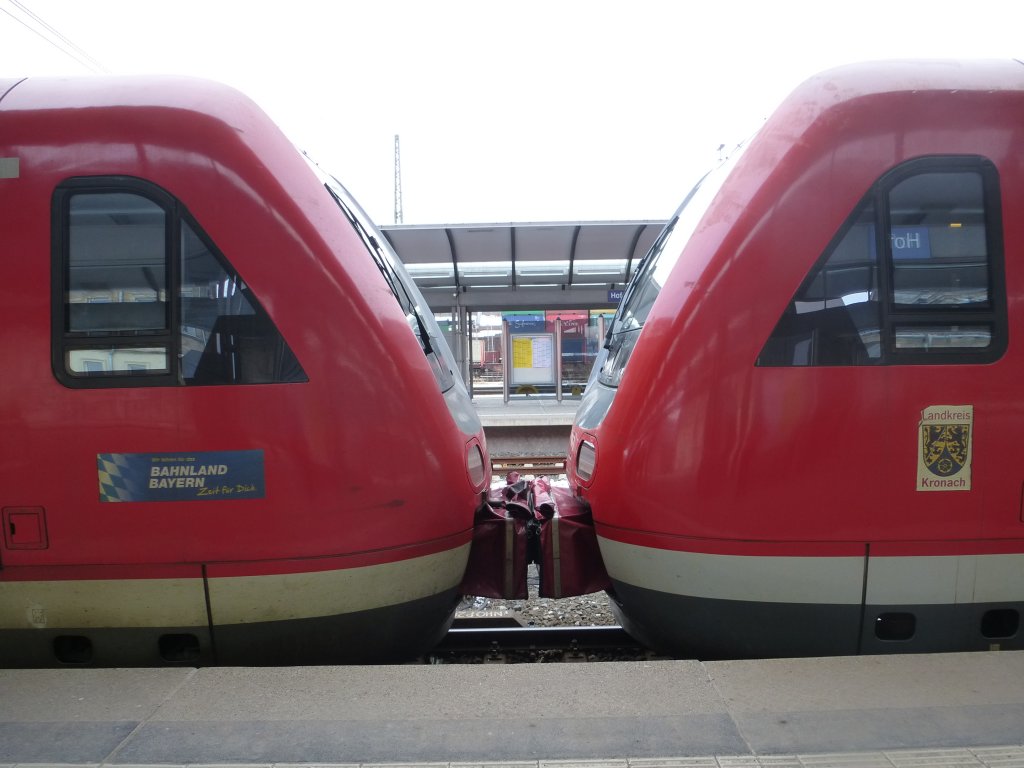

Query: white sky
<box><xmin>3</xmin><ymin>0</ymin><xmax>1022</xmax><ymax>226</ymax></box>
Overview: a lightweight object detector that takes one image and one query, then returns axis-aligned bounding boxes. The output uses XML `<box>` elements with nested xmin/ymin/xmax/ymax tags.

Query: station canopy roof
<box><xmin>380</xmin><ymin>220</ymin><xmax>667</xmax><ymax>312</ymax></box>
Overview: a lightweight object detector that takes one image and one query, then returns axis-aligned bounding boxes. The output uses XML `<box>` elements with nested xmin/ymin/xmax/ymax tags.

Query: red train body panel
<box><xmin>0</xmin><ymin>76</ymin><xmax>489</xmax><ymax>665</ymax></box>
<box><xmin>567</xmin><ymin>60</ymin><xmax>1024</xmax><ymax>658</ymax></box>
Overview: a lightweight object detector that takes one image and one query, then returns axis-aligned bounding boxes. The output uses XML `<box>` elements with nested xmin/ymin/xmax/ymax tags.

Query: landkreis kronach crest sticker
<box><xmin>917</xmin><ymin>405</ymin><xmax>972</xmax><ymax>491</ymax></box>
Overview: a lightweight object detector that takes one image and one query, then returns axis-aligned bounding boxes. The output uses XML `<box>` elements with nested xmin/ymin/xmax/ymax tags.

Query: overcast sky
<box><xmin>3</xmin><ymin>0</ymin><xmax>1022</xmax><ymax>225</ymax></box>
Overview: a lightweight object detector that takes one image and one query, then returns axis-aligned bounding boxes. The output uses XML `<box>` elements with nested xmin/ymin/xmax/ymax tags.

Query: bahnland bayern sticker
<box><xmin>98</xmin><ymin>450</ymin><xmax>265</xmax><ymax>502</ymax></box>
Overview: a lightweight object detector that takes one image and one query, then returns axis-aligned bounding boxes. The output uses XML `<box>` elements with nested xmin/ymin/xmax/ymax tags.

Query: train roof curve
<box><xmin>797</xmin><ymin>58</ymin><xmax>1024</xmax><ymax>95</ymax></box>
<box><xmin>0</xmin><ymin>74</ymin><xmax>263</xmax><ymax>118</ymax></box>
<box><xmin>0</xmin><ymin>75</ymin><xmax>301</xmax><ymax>188</ymax></box>
<box><xmin>740</xmin><ymin>59</ymin><xmax>1024</xmax><ymax>191</ymax></box>
<box><xmin>721</xmin><ymin>58</ymin><xmax>1024</xmax><ymax>224</ymax></box>
<box><xmin>768</xmin><ymin>59</ymin><xmax>1024</xmax><ymax>139</ymax></box>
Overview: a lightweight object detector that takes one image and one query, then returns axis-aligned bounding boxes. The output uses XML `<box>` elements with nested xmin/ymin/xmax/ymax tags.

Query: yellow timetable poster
<box><xmin>510</xmin><ymin>333</ymin><xmax>555</xmax><ymax>385</ymax></box>
<box><xmin>513</xmin><ymin>336</ymin><xmax>534</xmax><ymax>369</ymax></box>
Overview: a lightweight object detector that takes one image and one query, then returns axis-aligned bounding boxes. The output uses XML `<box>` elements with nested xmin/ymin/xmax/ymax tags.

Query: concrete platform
<box><xmin>483</xmin><ymin>424</ymin><xmax>572</xmax><ymax>460</ymax></box>
<box><xmin>2</xmin><ymin>652</ymin><xmax>1023</xmax><ymax>766</ymax></box>
<box><xmin>474</xmin><ymin>395</ymin><xmax>578</xmax><ymax>459</ymax></box>
<box><xmin>474</xmin><ymin>394</ymin><xmax>580</xmax><ymax>428</ymax></box>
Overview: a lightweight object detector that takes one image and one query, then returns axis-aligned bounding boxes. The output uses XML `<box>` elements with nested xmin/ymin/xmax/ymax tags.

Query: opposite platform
<box><xmin>2</xmin><ymin>653</ymin><xmax>1024</xmax><ymax>765</ymax></box>
<box><xmin>473</xmin><ymin>394</ymin><xmax>580</xmax><ymax>427</ymax></box>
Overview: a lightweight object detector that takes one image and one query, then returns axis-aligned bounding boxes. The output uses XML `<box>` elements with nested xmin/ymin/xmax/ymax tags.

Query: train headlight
<box><xmin>575</xmin><ymin>439</ymin><xmax>597</xmax><ymax>483</ymax></box>
<box><xmin>466</xmin><ymin>441</ymin><xmax>487</xmax><ymax>490</ymax></box>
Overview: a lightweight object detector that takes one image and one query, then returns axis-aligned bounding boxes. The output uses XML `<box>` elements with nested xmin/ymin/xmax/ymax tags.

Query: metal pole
<box><xmin>502</xmin><ymin>318</ymin><xmax>510</xmax><ymax>404</ymax></box>
<box><xmin>464</xmin><ymin>307</ymin><xmax>474</xmax><ymax>398</ymax></box>
<box><xmin>555</xmin><ymin>316</ymin><xmax>563</xmax><ymax>403</ymax></box>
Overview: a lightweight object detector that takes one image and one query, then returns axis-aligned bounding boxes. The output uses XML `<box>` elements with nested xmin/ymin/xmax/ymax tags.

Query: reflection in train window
<box><xmin>179</xmin><ymin>220</ymin><xmax>305</xmax><ymax>385</ymax></box>
<box><xmin>758</xmin><ymin>203</ymin><xmax>881</xmax><ymax>366</ymax></box>
<box><xmin>889</xmin><ymin>171</ymin><xmax>990</xmax><ymax>308</ymax></box>
<box><xmin>66</xmin><ymin>192</ymin><xmax>168</xmax><ymax>335</ymax></box>
<box><xmin>893</xmin><ymin>325</ymin><xmax>992</xmax><ymax>350</ymax></box>
<box><xmin>66</xmin><ymin>347</ymin><xmax>170</xmax><ymax>375</ymax></box>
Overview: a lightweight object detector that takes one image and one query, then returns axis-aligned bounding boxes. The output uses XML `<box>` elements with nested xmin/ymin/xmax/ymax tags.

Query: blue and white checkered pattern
<box><xmin>97</xmin><ymin>453</ymin><xmax>143</xmax><ymax>502</ymax></box>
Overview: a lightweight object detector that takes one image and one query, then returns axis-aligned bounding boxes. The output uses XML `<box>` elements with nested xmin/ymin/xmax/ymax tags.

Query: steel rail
<box><xmin>490</xmin><ymin>454</ymin><xmax>567</xmax><ymax>472</ymax></box>
<box><xmin>429</xmin><ymin>624</ymin><xmax>643</xmax><ymax>656</ymax></box>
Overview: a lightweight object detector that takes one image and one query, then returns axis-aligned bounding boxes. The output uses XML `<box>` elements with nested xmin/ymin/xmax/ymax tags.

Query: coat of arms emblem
<box><xmin>921</xmin><ymin>424</ymin><xmax>970</xmax><ymax>477</ymax></box>
<box><xmin>917</xmin><ymin>405</ymin><xmax>973</xmax><ymax>491</ymax></box>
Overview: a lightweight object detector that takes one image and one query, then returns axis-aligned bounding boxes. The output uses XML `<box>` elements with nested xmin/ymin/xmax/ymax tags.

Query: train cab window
<box><xmin>53</xmin><ymin>179</ymin><xmax>307</xmax><ymax>387</ymax></box>
<box><xmin>758</xmin><ymin>157</ymin><xmax>1005</xmax><ymax>366</ymax></box>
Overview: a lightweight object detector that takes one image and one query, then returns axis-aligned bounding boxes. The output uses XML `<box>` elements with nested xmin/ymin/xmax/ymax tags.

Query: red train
<box><xmin>568</xmin><ymin>59</ymin><xmax>1024</xmax><ymax>658</ymax></box>
<box><xmin>0</xmin><ymin>76</ymin><xmax>489</xmax><ymax>666</ymax></box>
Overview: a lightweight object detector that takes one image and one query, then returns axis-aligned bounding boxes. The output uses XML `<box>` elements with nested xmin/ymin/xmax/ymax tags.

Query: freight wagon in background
<box><xmin>568</xmin><ymin>59</ymin><xmax>1024</xmax><ymax>659</ymax></box>
<box><xmin>470</xmin><ymin>310</ymin><xmax>605</xmax><ymax>394</ymax></box>
<box><xmin>0</xmin><ymin>75</ymin><xmax>488</xmax><ymax>667</ymax></box>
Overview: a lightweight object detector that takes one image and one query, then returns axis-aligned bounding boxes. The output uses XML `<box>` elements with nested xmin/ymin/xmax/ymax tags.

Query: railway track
<box><xmin>425</xmin><ymin>620</ymin><xmax>655</xmax><ymax>663</ymax></box>
<box><xmin>490</xmin><ymin>454</ymin><xmax>567</xmax><ymax>473</ymax></box>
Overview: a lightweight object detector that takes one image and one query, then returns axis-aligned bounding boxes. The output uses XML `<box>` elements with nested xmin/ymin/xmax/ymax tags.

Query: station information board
<box><xmin>510</xmin><ymin>333</ymin><xmax>555</xmax><ymax>385</ymax></box>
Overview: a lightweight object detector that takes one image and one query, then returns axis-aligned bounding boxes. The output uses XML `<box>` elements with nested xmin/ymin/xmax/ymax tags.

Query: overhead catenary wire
<box><xmin>2</xmin><ymin>0</ymin><xmax>108</xmax><ymax>73</ymax></box>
